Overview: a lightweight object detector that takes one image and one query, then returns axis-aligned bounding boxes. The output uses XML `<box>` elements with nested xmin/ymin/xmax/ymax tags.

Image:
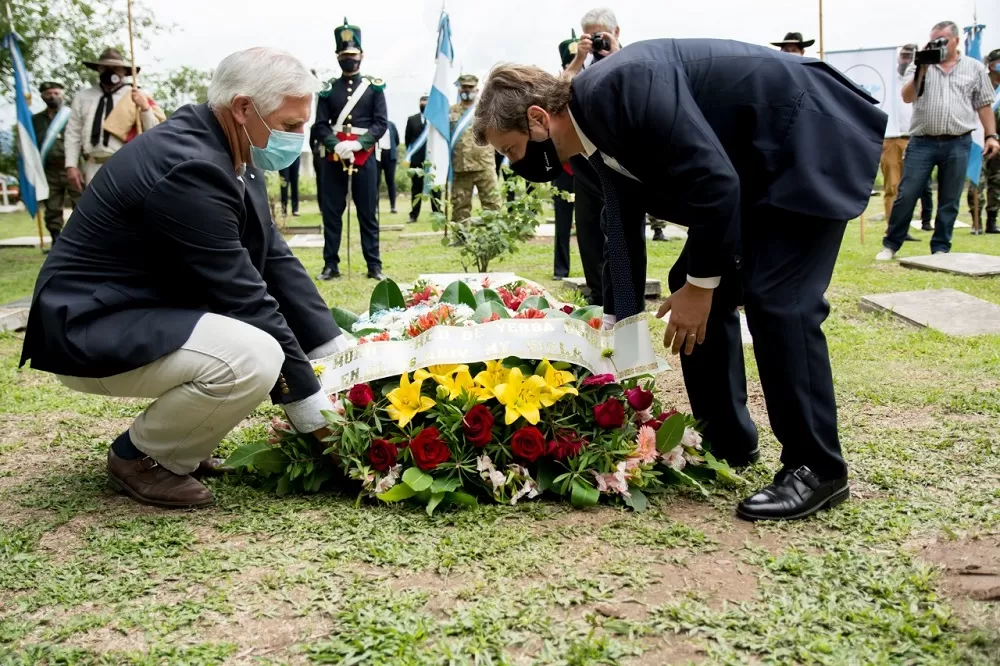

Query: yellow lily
<box><xmin>386</xmin><ymin>372</ymin><xmax>436</xmax><ymax>427</ymax></box>
<box><xmin>536</xmin><ymin>360</ymin><xmax>578</xmax><ymax>406</ymax></box>
<box><xmin>473</xmin><ymin>360</ymin><xmax>510</xmax><ymax>399</ymax></box>
<box><xmin>415</xmin><ymin>364</ymin><xmax>467</xmax><ymax>384</ymax></box>
<box><xmin>493</xmin><ymin>367</ymin><xmax>548</xmax><ymax>425</ymax></box>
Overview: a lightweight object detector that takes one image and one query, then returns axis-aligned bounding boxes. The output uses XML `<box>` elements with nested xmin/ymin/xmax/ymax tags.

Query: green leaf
<box><xmin>475</xmin><ymin>288</ymin><xmax>504</xmax><ymax>306</ymax></box>
<box><xmin>701</xmin><ymin>451</ymin><xmax>747</xmax><ymax>485</ymax></box>
<box><xmin>275</xmin><ymin>473</ymin><xmax>291</xmax><ymax>497</ymax></box>
<box><xmin>369</xmin><ymin>279</ymin><xmax>406</xmax><ymax>314</ymax></box>
<box><xmin>331</xmin><ymin>306</ymin><xmax>360</xmax><ymax>332</ymax></box>
<box><xmin>440</xmin><ymin>280</ymin><xmax>478</xmax><ymax>309</ymax></box>
<box><xmin>570</xmin><ymin>305</ymin><xmax>604</xmax><ymax>321</ymax></box>
<box><xmin>667</xmin><ymin>468</ymin><xmax>710</xmax><ymax>496</ymax></box>
<box><xmin>536</xmin><ymin>461</ymin><xmax>559</xmax><ymax>493</ymax></box>
<box><xmin>223</xmin><ymin>440</ymin><xmax>272</xmax><ymax>469</ymax></box>
<box><xmin>426</xmin><ymin>491</ymin><xmax>446</xmax><ymax>516</ymax></box>
<box><xmin>570</xmin><ymin>480</ymin><xmax>600</xmax><ymax>508</ymax></box>
<box><xmin>518</xmin><ymin>295</ymin><xmax>550</xmax><ymax>311</ymax></box>
<box><xmin>430</xmin><ymin>477</ymin><xmax>462</xmax><ymax>494</ymax></box>
<box><xmin>473</xmin><ymin>301</ymin><xmax>510</xmax><ymax>322</ymax></box>
<box><xmin>623</xmin><ymin>487</ymin><xmax>648</xmax><ymax>513</ymax></box>
<box><xmin>251</xmin><ymin>449</ymin><xmax>291</xmax><ymax>475</ymax></box>
<box><xmin>402</xmin><ymin>467</ymin><xmax>434</xmax><ymax>492</ymax></box>
<box><xmin>543</xmin><ymin>308</ymin><xmax>571</xmax><ymax>319</ymax></box>
<box><xmin>377</xmin><ymin>483</ymin><xmax>417</xmax><ymax>502</ymax></box>
<box><xmin>656</xmin><ymin>414</ymin><xmax>687</xmax><ymax>453</ymax></box>
<box><xmin>444</xmin><ymin>491</ymin><xmax>479</xmax><ymax>508</ymax></box>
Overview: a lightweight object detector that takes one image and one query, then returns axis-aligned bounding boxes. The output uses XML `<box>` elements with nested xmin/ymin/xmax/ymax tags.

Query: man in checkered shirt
<box><xmin>878</xmin><ymin>20</ymin><xmax>999</xmax><ymax>260</ymax></box>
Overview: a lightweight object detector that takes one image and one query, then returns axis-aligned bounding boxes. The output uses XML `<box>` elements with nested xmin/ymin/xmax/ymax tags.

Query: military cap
<box><xmin>420</xmin><ymin>92</ymin><xmax>429</xmax><ymax>100</ymax></box>
<box><xmin>336</xmin><ymin>18</ymin><xmax>362</xmax><ymax>54</ymax></box>
<box><xmin>988</xmin><ymin>48</ymin><xmax>1000</xmax><ymax>63</ymax></box>
<box><xmin>559</xmin><ymin>29</ymin><xmax>579</xmax><ymax>68</ymax></box>
<box><xmin>39</xmin><ymin>81</ymin><xmax>64</xmax><ymax>93</ymax></box>
<box><xmin>771</xmin><ymin>32</ymin><xmax>815</xmax><ymax>48</ymax></box>
<box><xmin>456</xmin><ymin>74</ymin><xmax>478</xmax><ymax>87</ymax></box>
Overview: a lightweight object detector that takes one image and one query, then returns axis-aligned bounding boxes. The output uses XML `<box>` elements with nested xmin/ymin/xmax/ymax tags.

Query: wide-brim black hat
<box><xmin>83</xmin><ymin>47</ymin><xmax>139</xmax><ymax>72</ymax></box>
<box><xmin>771</xmin><ymin>32</ymin><xmax>815</xmax><ymax>48</ymax></box>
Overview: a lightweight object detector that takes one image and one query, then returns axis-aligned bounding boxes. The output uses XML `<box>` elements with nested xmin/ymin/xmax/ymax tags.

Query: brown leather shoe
<box><xmin>107</xmin><ymin>449</ymin><xmax>214</xmax><ymax>508</ymax></box>
<box><xmin>190</xmin><ymin>457</ymin><xmax>234</xmax><ymax>479</ymax></box>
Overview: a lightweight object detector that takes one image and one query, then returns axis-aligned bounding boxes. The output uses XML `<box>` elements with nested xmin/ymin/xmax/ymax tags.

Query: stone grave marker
<box><xmin>898</xmin><ymin>253</ymin><xmax>1000</xmax><ymax>277</ymax></box>
<box><xmin>563</xmin><ymin>276</ymin><xmax>662</xmax><ymax>299</ymax></box>
<box><xmin>859</xmin><ymin>288</ymin><xmax>1000</xmax><ymax>336</ymax></box>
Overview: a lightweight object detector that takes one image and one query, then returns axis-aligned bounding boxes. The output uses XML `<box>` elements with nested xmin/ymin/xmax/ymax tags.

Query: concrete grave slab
<box><xmin>399</xmin><ymin>232</ymin><xmax>441</xmax><ymax>239</ymax></box>
<box><xmin>284</xmin><ymin>234</ymin><xmax>325</xmax><ymax>248</ymax></box>
<box><xmin>1</xmin><ymin>296</ymin><xmax>32</xmax><ymax>309</ymax></box>
<box><xmin>0</xmin><ymin>235</ymin><xmax>52</xmax><ymax>248</ymax></box>
<box><xmin>910</xmin><ymin>220</ymin><xmax>969</xmax><ymax>230</ymax></box>
<box><xmin>535</xmin><ymin>223</ymin><xmax>687</xmax><ymax>241</ymax></box>
<box><xmin>382</xmin><ymin>224</ymin><xmax>405</xmax><ymax>232</ymax></box>
<box><xmin>859</xmin><ymin>288</ymin><xmax>1000</xmax><ymax>336</ymax></box>
<box><xmin>898</xmin><ymin>253</ymin><xmax>1000</xmax><ymax>277</ymax></box>
<box><xmin>0</xmin><ymin>308</ymin><xmax>28</xmax><ymax>333</ymax></box>
<box><xmin>563</xmin><ymin>276</ymin><xmax>662</xmax><ymax>299</ymax></box>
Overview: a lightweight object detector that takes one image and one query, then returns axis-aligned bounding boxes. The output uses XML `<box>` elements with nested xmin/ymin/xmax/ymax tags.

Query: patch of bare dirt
<box><xmin>214</xmin><ymin>615</ymin><xmax>334</xmax><ymax>664</ymax></box>
<box><xmin>66</xmin><ymin>624</ymin><xmax>148</xmax><ymax>655</ymax></box>
<box><xmin>915</xmin><ymin>534</ymin><xmax>1000</xmax><ymax>603</ymax></box>
<box><xmin>626</xmin><ymin>636</ymin><xmax>706</xmax><ymax>665</ymax></box>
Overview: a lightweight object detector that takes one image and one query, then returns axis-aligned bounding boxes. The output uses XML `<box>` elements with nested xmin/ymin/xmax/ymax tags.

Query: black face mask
<box><xmin>338</xmin><ymin>57</ymin><xmax>360</xmax><ymax>74</ymax></box>
<box><xmin>510</xmin><ymin>124</ymin><xmax>561</xmax><ymax>183</ymax></box>
<box><xmin>419</xmin><ymin>103</ymin><xmax>427</xmax><ymax>113</ymax></box>
<box><xmin>99</xmin><ymin>70</ymin><xmax>122</xmax><ymax>87</ymax></box>
<box><xmin>44</xmin><ymin>97</ymin><xmax>62</xmax><ymax>110</ymax></box>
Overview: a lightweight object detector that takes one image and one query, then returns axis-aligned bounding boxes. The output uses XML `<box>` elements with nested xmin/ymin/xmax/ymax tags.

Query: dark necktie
<box><xmin>90</xmin><ymin>91</ymin><xmax>115</xmax><ymax>149</ymax></box>
<box><xmin>589</xmin><ymin>153</ymin><xmax>640</xmax><ymax>320</ymax></box>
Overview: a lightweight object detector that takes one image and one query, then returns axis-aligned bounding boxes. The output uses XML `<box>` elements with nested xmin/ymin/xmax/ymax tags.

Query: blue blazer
<box><xmin>19</xmin><ymin>103</ymin><xmax>340</xmax><ymax>404</ymax></box>
<box><xmin>569</xmin><ymin>38</ymin><xmax>887</xmax><ymax>280</ymax></box>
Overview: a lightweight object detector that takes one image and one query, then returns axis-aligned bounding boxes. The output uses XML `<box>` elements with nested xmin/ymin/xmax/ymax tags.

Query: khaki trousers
<box><xmin>880</xmin><ymin>137</ymin><xmax>908</xmax><ymax>222</ymax></box>
<box><xmin>58</xmin><ymin>313</ymin><xmax>284</xmax><ymax>475</ymax></box>
<box><xmin>451</xmin><ymin>169</ymin><xmax>501</xmax><ymax>224</ymax></box>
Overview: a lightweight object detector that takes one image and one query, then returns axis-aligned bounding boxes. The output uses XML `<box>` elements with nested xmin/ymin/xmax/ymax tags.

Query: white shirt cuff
<box><xmin>307</xmin><ymin>334</ymin><xmax>351</xmax><ymax>360</ymax></box>
<box><xmin>283</xmin><ymin>389</ymin><xmax>331</xmax><ymax>433</ymax></box>
<box><xmin>686</xmin><ymin>275</ymin><xmax>721</xmax><ymax>289</ymax></box>
<box><xmin>602</xmin><ymin>313</ymin><xmax>617</xmax><ymax>330</ymax></box>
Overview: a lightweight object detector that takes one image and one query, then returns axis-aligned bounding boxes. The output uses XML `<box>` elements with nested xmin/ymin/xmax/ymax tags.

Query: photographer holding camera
<box><xmin>878</xmin><ymin>20</ymin><xmax>999</xmax><ymax>260</ymax></box>
<box><xmin>564</xmin><ymin>8</ymin><xmax>621</xmax><ymax>76</ymax></box>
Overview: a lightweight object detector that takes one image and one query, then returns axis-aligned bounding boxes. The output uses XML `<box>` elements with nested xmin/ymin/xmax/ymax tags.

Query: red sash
<box><xmin>328</xmin><ymin>131</ymin><xmax>376</xmax><ymax>167</ymax></box>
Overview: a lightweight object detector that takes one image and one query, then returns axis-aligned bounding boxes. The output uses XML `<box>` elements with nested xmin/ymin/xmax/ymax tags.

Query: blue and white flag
<box><xmin>424</xmin><ymin>12</ymin><xmax>453</xmax><ymax>189</ymax></box>
<box><xmin>2</xmin><ymin>31</ymin><xmax>48</xmax><ymax>215</ymax></box>
<box><xmin>965</xmin><ymin>23</ymin><xmax>986</xmax><ymax>185</ymax></box>
<box><xmin>39</xmin><ymin>105</ymin><xmax>71</xmax><ymax>164</ymax></box>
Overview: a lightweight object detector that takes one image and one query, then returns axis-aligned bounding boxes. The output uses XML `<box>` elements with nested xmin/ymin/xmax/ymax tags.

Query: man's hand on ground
<box><xmin>657</xmin><ymin>283</ymin><xmax>714</xmax><ymax>355</ymax></box>
<box><xmin>66</xmin><ymin>167</ymin><xmax>84</xmax><ymax>192</ymax></box>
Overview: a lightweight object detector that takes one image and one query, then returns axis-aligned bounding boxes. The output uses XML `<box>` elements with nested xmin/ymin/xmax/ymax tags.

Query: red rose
<box><xmin>462</xmin><ymin>404</ymin><xmax>495</xmax><ymax>447</ymax></box>
<box><xmin>510</xmin><ymin>426</ymin><xmax>546</xmax><ymax>462</ymax></box>
<box><xmin>348</xmin><ymin>383</ymin><xmax>375</xmax><ymax>409</ymax></box>
<box><xmin>560</xmin><ymin>304</ymin><xmax>574</xmax><ymax>314</ymax></box>
<box><xmin>593</xmin><ymin>398</ymin><xmax>625</xmax><ymax>429</ymax></box>
<box><xmin>547</xmin><ymin>430</ymin><xmax>586</xmax><ymax>460</ymax></box>
<box><xmin>642</xmin><ymin>419</ymin><xmax>662</xmax><ymax>431</ymax></box>
<box><xmin>658</xmin><ymin>409</ymin><xmax>678</xmax><ymax>421</ymax></box>
<box><xmin>625</xmin><ymin>387</ymin><xmax>654</xmax><ymax>412</ymax></box>
<box><xmin>582</xmin><ymin>373</ymin><xmax>616</xmax><ymax>387</ymax></box>
<box><xmin>408</xmin><ymin>426</ymin><xmax>451</xmax><ymax>470</ymax></box>
<box><xmin>369</xmin><ymin>439</ymin><xmax>398</xmax><ymax>471</ymax></box>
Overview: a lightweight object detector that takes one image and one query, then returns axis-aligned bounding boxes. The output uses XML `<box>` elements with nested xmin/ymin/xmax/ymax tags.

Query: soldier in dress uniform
<box><xmin>450</xmin><ymin>74</ymin><xmax>501</xmax><ymax>226</ymax></box>
<box><xmin>32</xmin><ymin>82</ymin><xmax>79</xmax><ymax>246</ymax></box>
<box><xmin>313</xmin><ymin>18</ymin><xmax>387</xmax><ymax>281</ymax></box>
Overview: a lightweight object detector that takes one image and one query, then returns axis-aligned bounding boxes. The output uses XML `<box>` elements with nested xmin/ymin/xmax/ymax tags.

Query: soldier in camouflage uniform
<box><xmin>450</xmin><ymin>74</ymin><xmax>501</xmax><ymax>225</ymax></box>
<box><xmin>31</xmin><ymin>82</ymin><xmax>79</xmax><ymax>245</ymax></box>
<box><xmin>967</xmin><ymin>49</ymin><xmax>1000</xmax><ymax>235</ymax></box>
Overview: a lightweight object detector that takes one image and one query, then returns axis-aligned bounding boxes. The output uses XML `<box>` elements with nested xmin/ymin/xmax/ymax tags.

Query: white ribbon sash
<box><xmin>312</xmin><ymin>314</ymin><xmax>667</xmax><ymax>394</ymax></box>
<box><xmin>334</xmin><ymin>78</ymin><xmax>372</xmax><ymax>129</ymax></box>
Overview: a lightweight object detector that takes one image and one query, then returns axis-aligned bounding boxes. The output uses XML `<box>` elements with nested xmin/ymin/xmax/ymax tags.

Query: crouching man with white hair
<box><xmin>19</xmin><ymin>48</ymin><xmax>349</xmax><ymax>508</ymax></box>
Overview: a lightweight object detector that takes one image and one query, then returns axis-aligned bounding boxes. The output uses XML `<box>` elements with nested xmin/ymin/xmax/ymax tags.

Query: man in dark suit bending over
<box><xmin>473</xmin><ymin>39</ymin><xmax>886</xmax><ymax>521</ymax></box>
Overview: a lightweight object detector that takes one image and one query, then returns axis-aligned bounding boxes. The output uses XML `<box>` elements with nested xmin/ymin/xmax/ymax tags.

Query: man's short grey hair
<box><xmin>932</xmin><ymin>21</ymin><xmax>959</xmax><ymax>39</ymax></box>
<box><xmin>581</xmin><ymin>7</ymin><xmax>618</xmax><ymax>31</ymax></box>
<box><xmin>207</xmin><ymin>47</ymin><xmax>321</xmax><ymax>116</ymax></box>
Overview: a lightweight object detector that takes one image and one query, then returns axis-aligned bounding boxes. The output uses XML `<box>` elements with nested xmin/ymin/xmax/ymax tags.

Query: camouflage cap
<box><xmin>456</xmin><ymin>74</ymin><xmax>478</xmax><ymax>87</ymax></box>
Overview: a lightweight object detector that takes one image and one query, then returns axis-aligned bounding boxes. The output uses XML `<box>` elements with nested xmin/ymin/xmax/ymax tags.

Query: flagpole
<box><xmin>818</xmin><ymin>0</ymin><xmax>824</xmax><ymax>60</ymax></box>
<box><xmin>127</xmin><ymin>0</ymin><xmax>141</xmax><ymax>136</ymax></box>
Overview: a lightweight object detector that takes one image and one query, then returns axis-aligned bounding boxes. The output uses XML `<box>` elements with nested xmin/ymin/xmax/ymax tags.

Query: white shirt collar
<box><xmin>568</xmin><ymin>108</ymin><xmax>598</xmax><ymax>157</ymax></box>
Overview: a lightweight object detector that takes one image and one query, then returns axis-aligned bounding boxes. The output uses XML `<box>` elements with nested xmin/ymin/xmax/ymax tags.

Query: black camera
<box><xmin>915</xmin><ymin>37</ymin><xmax>949</xmax><ymax>66</ymax></box>
<box><xmin>587</xmin><ymin>33</ymin><xmax>611</xmax><ymax>52</ymax></box>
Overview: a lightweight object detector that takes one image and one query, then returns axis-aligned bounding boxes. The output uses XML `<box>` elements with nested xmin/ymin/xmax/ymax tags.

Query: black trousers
<box><xmin>312</xmin><ymin>151</ymin><xmax>323</xmax><ymax>210</ymax></box>
<box><xmin>320</xmin><ymin>156</ymin><xmax>381</xmax><ymax>272</ymax></box>
<box><xmin>410</xmin><ymin>173</ymin><xmax>441</xmax><ymax>219</ymax></box>
<box><xmin>574</xmin><ymin>176</ymin><xmax>605</xmax><ymax>306</ymax></box>
<box><xmin>279</xmin><ymin>156</ymin><xmax>300</xmax><ymax>215</ymax></box>
<box><xmin>553</xmin><ymin>171</ymin><xmax>574</xmax><ymax>278</ymax></box>
<box><xmin>666</xmin><ymin>207</ymin><xmax>847</xmax><ymax>480</ymax></box>
<box><xmin>377</xmin><ymin>158</ymin><xmax>397</xmax><ymax>209</ymax></box>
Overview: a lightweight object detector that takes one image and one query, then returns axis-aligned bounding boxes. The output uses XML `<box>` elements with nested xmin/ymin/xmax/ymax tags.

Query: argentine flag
<box><xmin>424</xmin><ymin>12</ymin><xmax>453</xmax><ymax>190</ymax></box>
<box><xmin>2</xmin><ymin>31</ymin><xmax>48</xmax><ymax>216</ymax></box>
<box><xmin>964</xmin><ymin>23</ymin><xmax>986</xmax><ymax>186</ymax></box>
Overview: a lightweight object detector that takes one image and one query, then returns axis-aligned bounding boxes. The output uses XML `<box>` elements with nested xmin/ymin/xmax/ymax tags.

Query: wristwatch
<box><xmin>988</xmin><ymin>134</ymin><xmax>1000</xmax><ymax>142</ymax></box>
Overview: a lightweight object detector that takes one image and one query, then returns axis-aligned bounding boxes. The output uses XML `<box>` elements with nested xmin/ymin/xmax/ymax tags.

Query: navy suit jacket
<box><xmin>19</xmin><ymin>103</ymin><xmax>340</xmax><ymax>404</ymax></box>
<box><xmin>382</xmin><ymin>121</ymin><xmax>400</xmax><ymax>162</ymax></box>
<box><xmin>314</xmin><ymin>73</ymin><xmax>388</xmax><ymax>151</ymax></box>
<box><xmin>569</xmin><ymin>38</ymin><xmax>887</xmax><ymax>283</ymax></box>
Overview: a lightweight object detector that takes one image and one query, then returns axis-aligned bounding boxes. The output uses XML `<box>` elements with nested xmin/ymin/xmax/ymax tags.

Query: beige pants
<box><xmin>58</xmin><ymin>313</ymin><xmax>284</xmax><ymax>475</ymax></box>
<box><xmin>880</xmin><ymin>137</ymin><xmax>908</xmax><ymax>223</ymax></box>
<box><xmin>83</xmin><ymin>155</ymin><xmax>113</xmax><ymax>185</ymax></box>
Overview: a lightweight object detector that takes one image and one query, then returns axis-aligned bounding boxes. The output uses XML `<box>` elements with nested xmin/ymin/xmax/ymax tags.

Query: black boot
<box><xmin>986</xmin><ymin>212</ymin><xmax>999</xmax><ymax>235</ymax></box>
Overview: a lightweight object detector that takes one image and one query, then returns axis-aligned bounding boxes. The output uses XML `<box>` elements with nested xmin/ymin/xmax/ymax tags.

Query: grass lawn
<box><xmin>1</xmin><ymin>193</ymin><xmax>999</xmax><ymax>665</ymax></box>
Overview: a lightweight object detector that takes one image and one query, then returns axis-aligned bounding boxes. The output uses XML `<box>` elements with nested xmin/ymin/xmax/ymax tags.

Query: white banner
<box><xmin>826</xmin><ymin>47</ymin><xmax>905</xmax><ymax>137</ymax></box>
<box><xmin>313</xmin><ymin>315</ymin><xmax>668</xmax><ymax>394</ymax></box>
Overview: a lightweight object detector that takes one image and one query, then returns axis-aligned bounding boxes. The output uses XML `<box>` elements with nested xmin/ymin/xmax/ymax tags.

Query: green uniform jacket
<box><xmin>31</xmin><ymin>109</ymin><xmax>66</xmax><ymax>172</ymax></box>
<box><xmin>449</xmin><ymin>102</ymin><xmax>494</xmax><ymax>172</ymax></box>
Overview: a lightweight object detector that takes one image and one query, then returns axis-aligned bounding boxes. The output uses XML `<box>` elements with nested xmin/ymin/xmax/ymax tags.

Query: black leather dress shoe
<box><xmin>367</xmin><ymin>270</ymin><xmax>386</xmax><ymax>281</ymax></box>
<box><xmin>903</xmin><ymin>233</ymin><xmax>919</xmax><ymax>242</ymax></box>
<box><xmin>736</xmin><ymin>466</ymin><xmax>849</xmax><ymax>521</ymax></box>
<box><xmin>317</xmin><ymin>267</ymin><xmax>341</xmax><ymax>281</ymax></box>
